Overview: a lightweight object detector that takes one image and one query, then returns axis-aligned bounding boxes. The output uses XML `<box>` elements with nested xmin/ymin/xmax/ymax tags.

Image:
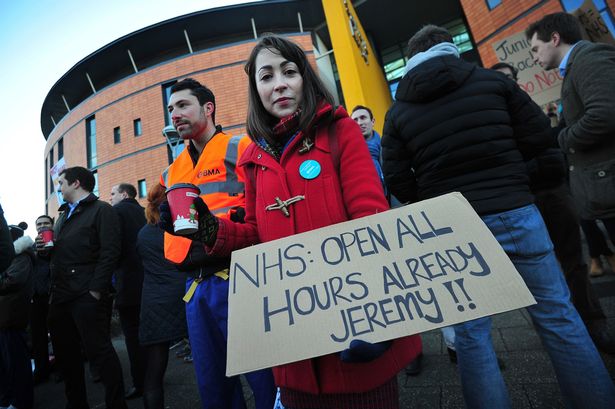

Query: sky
<box><xmin>0</xmin><ymin>0</ymin><xmax>261</xmax><ymax>238</ymax></box>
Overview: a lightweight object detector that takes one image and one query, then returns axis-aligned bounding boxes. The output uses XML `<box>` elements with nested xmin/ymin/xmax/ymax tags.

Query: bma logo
<box><xmin>343</xmin><ymin>0</ymin><xmax>369</xmax><ymax>65</ymax></box>
<box><xmin>198</xmin><ymin>168</ymin><xmax>221</xmax><ymax>178</ymax></box>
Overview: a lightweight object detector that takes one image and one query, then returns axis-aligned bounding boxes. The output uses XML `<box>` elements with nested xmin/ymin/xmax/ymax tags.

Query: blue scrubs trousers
<box><xmin>185</xmin><ymin>275</ymin><xmax>276</xmax><ymax>409</ymax></box>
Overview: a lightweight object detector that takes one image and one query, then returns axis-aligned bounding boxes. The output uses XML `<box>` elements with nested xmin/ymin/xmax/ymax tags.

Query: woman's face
<box><xmin>254</xmin><ymin>47</ymin><xmax>304</xmax><ymax>119</ymax></box>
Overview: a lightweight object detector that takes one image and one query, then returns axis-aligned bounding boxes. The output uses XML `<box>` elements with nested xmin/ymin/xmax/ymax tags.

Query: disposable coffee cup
<box><xmin>40</xmin><ymin>228</ymin><xmax>54</xmax><ymax>248</ymax></box>
<box><xmin>165</xmin><ymin>183</ymin><xmax>201</xmax><ymax>235</ymax></box>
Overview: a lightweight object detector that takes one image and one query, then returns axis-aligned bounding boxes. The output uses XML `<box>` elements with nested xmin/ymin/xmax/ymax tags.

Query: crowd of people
<box><xmin>1</xmin><ymin>11</ymin><xmax>615</xmax><ymax>409</ymax></box>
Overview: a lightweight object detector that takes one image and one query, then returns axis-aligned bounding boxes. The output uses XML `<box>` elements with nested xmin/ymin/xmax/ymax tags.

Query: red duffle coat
<box><xmin>211</xmin><ymin>103</ymin><xmax>422</xmax><ymax>394</ymax></box>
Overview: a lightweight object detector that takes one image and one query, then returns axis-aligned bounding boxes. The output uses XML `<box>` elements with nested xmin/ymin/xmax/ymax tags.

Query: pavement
<box><xmin>33</xmin><ymin>269</ymin><xmax>615</xmax><ymax>409</ymax></box>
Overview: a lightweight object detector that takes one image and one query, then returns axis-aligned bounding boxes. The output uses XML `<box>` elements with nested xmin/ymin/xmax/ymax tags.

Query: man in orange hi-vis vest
<box><xmin>159</xmin><ymin>78</ymin><xmax>275</xmax><ymax>409</ymax></box>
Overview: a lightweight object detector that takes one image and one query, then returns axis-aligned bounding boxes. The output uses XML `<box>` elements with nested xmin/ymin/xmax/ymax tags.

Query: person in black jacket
<box><xmin>492</xmin><ymin>62</ymin><xmax>615</xmax><ymax>354</ymax></box>
<box><xmin>31</xmin><ymin>215</ymin><xmax>54</xmax><ymax>384</ymax></box>
<box><xmin>110</xmin><ymin>183</ymin><xmax>147</xmax><ymax>399</ymax></box>
<box><xmin>37</xmin><ymin>166</ymin><xmax>127</xmax><ymax>409</ymax></box>
<box><xmin>0</xmin><ymin>224</ymin><xmax>35</xmax><ymax>409</ymax></box>
<box><xmin>0</xmin><ymin>202</ymin><xmax>14</xmax><ymax>272</ymax></box>
<box><xmin>137</xmin><ymin>183</ymin><xmax>187</xmax><ymax>409</ymax></box>
<box><xmin>382</xmin><ymin>25</ymin><xmax>615</xmax><ymax>409</ymax></box>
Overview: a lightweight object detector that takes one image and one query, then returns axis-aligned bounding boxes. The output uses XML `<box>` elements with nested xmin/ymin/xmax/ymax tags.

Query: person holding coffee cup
<box><xmin>162</xmin><ymin>35</ymin><xmax>422</xmax><ymax>409</ymax></box>
<box><xmin>159</xmin><ymin>78</ymin><xmax>275</xmax><ymax>409</ymax></box>
<box><xmin>30</xmin><ymin>215</ymin><xmax>54</xmax><ymax>384</ymax></box>
<box><xmin>36</xmin><ymin>166</ymin><xmax>127</xmax><ymax>409</ymax></box>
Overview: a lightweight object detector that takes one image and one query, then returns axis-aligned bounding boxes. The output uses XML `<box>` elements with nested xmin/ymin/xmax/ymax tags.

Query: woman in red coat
<box><xmin>164</xmin><ymin>35</ymin><xmax>422</xmax><ymax>409</ymax></box>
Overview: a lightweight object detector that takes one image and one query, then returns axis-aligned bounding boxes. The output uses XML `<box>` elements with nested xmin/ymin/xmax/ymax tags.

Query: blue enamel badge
<box><xmin>299</xmin><ymin>160</ymin><xmax>321</xmax><ymax>180</ymax></box>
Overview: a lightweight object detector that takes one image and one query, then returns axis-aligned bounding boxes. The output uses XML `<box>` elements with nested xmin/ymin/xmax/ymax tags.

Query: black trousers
<box><xmin>0</xmin><ymin>329</ymin><xmax>33</xmax><ymax>409</ymax></box>
<box><xmin>580</xmin><ymin>219</ymin><xmax>613</xmax><ymax>258</ymax></box>
<box><xmin>534</xmin><ymin>184</ymin><xmax>606</xmax><ymax>322</ymax></box>
<box><xmin>143</xmin><ymin>342</ymin><xmax>170</xmax><ymax>409</ymax></box>
<box><xmin>118</xmin><ymin>304</ymin><xmax>146</xmax><ymax>390</ymax></box>
<box><xmin>48</xmin><ymin>293</ymin><xmax>127</xmax><ymax>409</ymax></box>
<box><xmin>30</xmin><ymin>294</ymin><xmax>50</xmax><ymax>378</ymax></box>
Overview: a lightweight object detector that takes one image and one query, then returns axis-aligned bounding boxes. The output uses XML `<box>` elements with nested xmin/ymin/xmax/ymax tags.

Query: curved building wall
<box><xmin>44</xmin><ymin>33</ymin><xmax>314</xmax><ymax>217</ymax></box>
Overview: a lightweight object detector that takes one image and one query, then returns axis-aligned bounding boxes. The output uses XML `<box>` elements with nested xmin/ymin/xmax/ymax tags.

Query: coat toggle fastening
<box><xmin>265</xmin><ymin>195</ymin><xmax>305</xmax><ymax>217</ymax></box>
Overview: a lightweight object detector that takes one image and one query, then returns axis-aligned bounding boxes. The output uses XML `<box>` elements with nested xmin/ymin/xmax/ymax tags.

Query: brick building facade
<box><xmin>461</xmin><ymin>0</ymin><xmax>615</xmax><ymax>67</ymax></box>
<box><xmin>42</xmin><ymin>0</ymin><xmax>615</xmax><ymax>217</ymax></box>
<box><xmin>43</xmin><ymin>34</ymin><xmax>313</xmax><ymax>217</ymax></box>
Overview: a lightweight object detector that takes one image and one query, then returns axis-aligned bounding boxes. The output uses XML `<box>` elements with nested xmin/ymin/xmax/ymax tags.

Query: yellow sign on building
<box><xmin>322</xmin><ymin>0</ymin><xmax>392</xmax><ymax>134</ymax></box>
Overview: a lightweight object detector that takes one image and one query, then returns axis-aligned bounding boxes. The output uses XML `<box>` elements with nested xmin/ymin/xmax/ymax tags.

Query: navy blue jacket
<box><xmin>113</xmin><ymin>198</ymin><xmax>146</xmax><ymax>307</ymax></box>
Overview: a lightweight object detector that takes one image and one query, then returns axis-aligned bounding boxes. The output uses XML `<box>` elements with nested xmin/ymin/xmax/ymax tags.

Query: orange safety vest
<box><xmin>161</xmin><ymin>132</ymin><xmax>250</xmax><ymax>264</ymax></box>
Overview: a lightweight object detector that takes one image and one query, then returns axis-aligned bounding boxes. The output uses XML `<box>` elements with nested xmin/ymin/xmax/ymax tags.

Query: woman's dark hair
<box><xmin>244</xmin><ymin>35</ymin><xmax>335</xmax><ymax>142</ymax></box>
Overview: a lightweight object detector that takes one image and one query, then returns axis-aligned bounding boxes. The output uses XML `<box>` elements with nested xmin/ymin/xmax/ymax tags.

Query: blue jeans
<box><xmin>453</xmin><ymin>204</ymin><xmax>615</xmax><ymax>409</ymax></box>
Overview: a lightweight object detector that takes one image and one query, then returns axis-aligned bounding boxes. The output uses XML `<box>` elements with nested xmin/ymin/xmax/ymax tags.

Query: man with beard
<box><xmin>159</xmin><ymin>78</ymin><xmax>275</xmax><ymax>409</ymax></box>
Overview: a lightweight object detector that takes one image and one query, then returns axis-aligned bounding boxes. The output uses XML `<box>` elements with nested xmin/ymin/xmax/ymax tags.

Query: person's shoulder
<box><xmin>579</xmin><ymin>40</ymin><xmax>614</xmax><ymax>51</ymax></box>
<box><xmin>573</xmin><ymin>41</ymin><xmax>615</xmax><ymax>62</ymax></box>
<box><xmin>80</xmin><ymin>194</ymin><xmax>103</xmax><ymax>209</ymax></box>
<box><xmin>332</xmin><ymin>115</ymin><xmax>365</xmax><ymax>145</ymax></box>
<box><xmin>91</xmin><ymin>198</ymin><xmax>114</xmax><ymax>213</ymax></box>
<box><xmin>237</xmin><ymin>141</ymin><xmax>259</xmax><ymax>167</ymax></box>
<box><xmin>113</xmin><ymin>199</ymin><xmax>138</xmax><ymax>214</ymax></box>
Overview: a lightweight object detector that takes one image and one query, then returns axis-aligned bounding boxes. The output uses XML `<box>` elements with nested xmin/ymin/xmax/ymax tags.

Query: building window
<box><xmin>86</xmin><ymin>116</ymin><xmax>97</xmax><ymax>168</ymax></box>
<box><xmin>48</xmin><ymin>148</ymin><xmax>55</xmax><ymax>195</ymax></box>
<box><xmin>58</xmin><ymin>138</ymin><xmax>64</xmax><ymax>159</ymax></box>
<box><xmin>113</xmin><ymin>126</ymin><xmax>121</xmax><ymax>144</ymax></box>
<box><xmin>445</xmin><ymin>18</ymin><xmax>474</xmax><ymax>54</ymax></box>
<box><xmin>93</xmin><ymin>171</ymin><xmax>99</xmax><ymax>197</ymax></box>
<box><xmin>44</xmin><ymin>160</ymin><xmax>48</xmax><ymax>198</ymax></box>
<box><xmin>486</xmin><ymin>0</ymin><xmax>502</xmax><ymax>10</ymax></box>
<box><xmin>134</xmin><ymin>118</ymin><xmax>142</xmax><ymax>136</ymax></box>
<box><xmin>138</xmin><ymin>179</ymin><xmax>147</xmax><ymax>198</ymax></box>
<box><xmin>561</xmin><ymin>0</ymin><xmax>615</xmax><ymax>36</ymax></box>
<box><xmin>45</xmin><ymin>158</ymin><xmax>53</xmax><ymax>195</ymax></box>
<box><xmin>162</xmin><ymin>81</ymin><xmax>177</xmax><ymax>126</ymax></box>
<box><xmin>561</xmin><ymin>0</ymin><xmax>585</xmax><ymax>9</ymax></box>
<box><xmin>382</xmin><ymin>44</ymin><xmax>407</xmax><ymax>84</ymax></box>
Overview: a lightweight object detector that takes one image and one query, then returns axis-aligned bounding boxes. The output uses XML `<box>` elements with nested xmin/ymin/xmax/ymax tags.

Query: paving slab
<box><xmin>33</xmin><ymin>276</ymin><xmax>615</xmax><ymax>408</ymax></box>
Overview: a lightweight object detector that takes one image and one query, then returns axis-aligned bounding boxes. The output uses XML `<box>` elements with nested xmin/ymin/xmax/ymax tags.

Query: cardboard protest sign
<box><xmin>492</xmin><ymin>31</ymin><xmax>563</xmax><ymax>107</ymax></box>
<box><xmin>49</xmin><ymin>157</ymin><xmax>66</xmax><ymax>206</ymax></box>
<box><xmin>226</xmin><ymin>192</ymin><xmax>535</xmax><ymax>376</ymax></box>
<box><xmin>573</xmin><ymin>0</ymin><xmax>615</xmax><ymax>45</ymax></box>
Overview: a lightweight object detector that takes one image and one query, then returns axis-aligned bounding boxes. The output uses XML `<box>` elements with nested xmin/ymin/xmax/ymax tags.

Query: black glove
<box><xmin>340</xmin><ymin>339</ymin><xmax>392</xmax><ymax>363</ymax></box>
<box><xmin>230</xmin><ymin>207</ymin><xmax>246</xmax><ymax>223</ymax></box>
<box><xmin>189</xmin><ymin>197</ymin><xmax>219</xmax><ymax>246</ymax></box>
<box><xmin>158</xmin><ymin>198</ymin><xmax>219</xmax><ymax>246</ymax></box>
<box><xmin>158</xmin><ymin>201</ymin><xmax>174</xmax><ymax>235</ymax></box>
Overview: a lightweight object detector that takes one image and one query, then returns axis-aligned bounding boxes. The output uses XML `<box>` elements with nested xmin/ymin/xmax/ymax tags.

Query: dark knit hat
<box><xmin>9</xmin><ymin>221</ymin><xmax>28</xmax><ymax>242</ymax></box>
